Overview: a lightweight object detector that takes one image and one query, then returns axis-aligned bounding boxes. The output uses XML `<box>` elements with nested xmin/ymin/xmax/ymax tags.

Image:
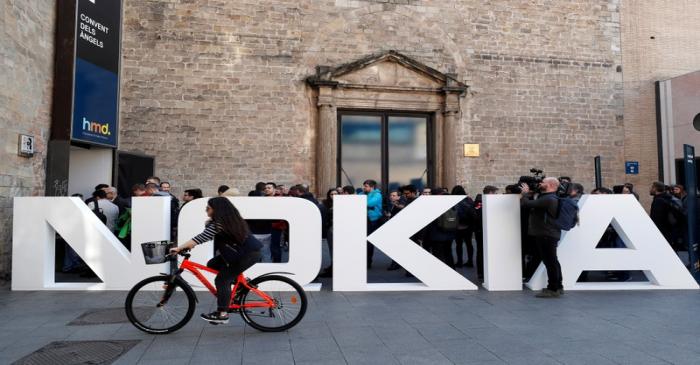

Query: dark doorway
<box><xmin>117</xmin><ymin>151</ymin><xmax>154</xmax><ymax>197</ymax></box>
<box><xmin>337</xmin><ymin>111</ymin><xmax>433</xmax><ymax>193</ymax></box>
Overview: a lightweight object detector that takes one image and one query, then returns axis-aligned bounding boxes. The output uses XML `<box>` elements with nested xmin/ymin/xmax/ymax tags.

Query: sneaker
<box><xmin>201</xmin><ymin>311</ymin><xmax>229</xmax><ymax>324</ymax></box>
<box><xmin>535</xmin><ymin>289</ymin><xmax>560</xmax><ymax>298</ymax></box>
<box><xmin>557</xmin><ymin>288</ymin><xmax>565</xmax><ymax>295</ymax></box>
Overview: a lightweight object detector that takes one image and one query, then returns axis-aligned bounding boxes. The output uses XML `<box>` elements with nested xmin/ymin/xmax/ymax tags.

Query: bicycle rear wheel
<box><xmin>125</xmin><ymin>276</ymin><xmax>195</xmax><ymax>334</ymax></box>
<box><xmin>239</xmin><ymin>275</ymin><xmax>307</xmax><ymax>332</ymax></box>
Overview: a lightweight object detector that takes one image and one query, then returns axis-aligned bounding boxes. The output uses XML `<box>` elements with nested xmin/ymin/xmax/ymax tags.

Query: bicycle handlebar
<box><xmin>166</xmin><ymin>249</ymin><xmax>191</xmax><ymax>260</ymax></box>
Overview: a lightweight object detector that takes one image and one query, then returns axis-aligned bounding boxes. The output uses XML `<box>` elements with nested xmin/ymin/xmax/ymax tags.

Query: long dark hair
<box><xmin>207</xmin><ymin>197</ymin><xmax>249</xmax><ymax>244</ymax></box>
<box><xmin>451</xmin><ymin>185</ymin><xmax>466</xmax><ymax>195</ymax></box>
<box><xmin>323</xmin><ymin>188</ymin><xmax>335</xmax><ymax>209</ymax></box>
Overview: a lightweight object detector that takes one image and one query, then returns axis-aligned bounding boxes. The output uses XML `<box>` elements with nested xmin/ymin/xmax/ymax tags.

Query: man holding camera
<box><xmin>520</xmin><ymin>177</ymin><xmax>564</xmax><ymax>298</ymax></box>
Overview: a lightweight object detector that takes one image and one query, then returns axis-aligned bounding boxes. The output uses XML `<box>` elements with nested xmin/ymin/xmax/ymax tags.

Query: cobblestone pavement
<box><xmin>2</xmin><ymin>251</ymin><xmax>700</xmax><ymax>364</ymax></box>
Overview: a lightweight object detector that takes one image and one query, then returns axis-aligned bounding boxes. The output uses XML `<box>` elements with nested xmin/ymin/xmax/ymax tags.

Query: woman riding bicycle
<box><xmin>171</xmin><ymin>196</ymin><xmax>262</xmax><ymax>324</ymax></box>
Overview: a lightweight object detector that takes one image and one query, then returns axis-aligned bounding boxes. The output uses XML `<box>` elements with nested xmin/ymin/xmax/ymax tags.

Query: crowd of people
<box><xmin>62</xmin><ymin>177</ymin><xmax>180</xmax><ymax>277</ymax></box>
<box><xmin>67</xmin><ymin>175</ymin><xmax>692</xmax><ymax>298</ymax></box>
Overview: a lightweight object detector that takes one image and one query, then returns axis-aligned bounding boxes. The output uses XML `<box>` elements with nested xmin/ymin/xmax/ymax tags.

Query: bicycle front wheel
<box><xmin>239</xmin><ymin>275</ymin><xmax>307</xmax><ymax>332</ymax></box>
<box><xmin>125</xmin><ymin>276</ymin><xmax>195</xmax><ymax>334</ymax></box>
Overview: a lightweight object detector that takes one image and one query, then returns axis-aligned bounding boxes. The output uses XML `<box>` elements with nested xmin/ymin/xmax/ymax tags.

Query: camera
<box><xmin>518</xmin><ymin>169</ymin><xmax>572</xmax><ymax>197</ymax></box>
<box><xmin>518</xmin><ymin>168</ymin><xmax>545</xmax><ymax>192</ymax></box>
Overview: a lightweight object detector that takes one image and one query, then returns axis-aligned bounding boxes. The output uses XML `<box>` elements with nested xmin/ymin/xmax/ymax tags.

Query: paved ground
<box><xmin>2</xmin><ymin>250</ymin><xmax>700</xmax><ymax>364</ymax></box>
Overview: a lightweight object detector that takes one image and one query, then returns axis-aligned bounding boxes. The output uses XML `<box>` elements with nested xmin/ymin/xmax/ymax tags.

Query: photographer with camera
<box><xmin>520</xmin><ymin>177</ymin><xmax>564</xmax><ymax>298</ymax></box>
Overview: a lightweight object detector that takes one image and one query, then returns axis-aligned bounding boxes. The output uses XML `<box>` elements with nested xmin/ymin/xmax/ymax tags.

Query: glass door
<box><xmin>387</xmin><ymin>116</ymin><xmax>429</xmax><ymax>192</ymax></box>
<box><xmin>338</xmin><ymin>115</ymin><xmax>382</xmax><ymax>191</ymax></box>
<box><xmin>338</xmin><ymin>112</ymin><xmax>431</xmax><ymax>193</ymax></box>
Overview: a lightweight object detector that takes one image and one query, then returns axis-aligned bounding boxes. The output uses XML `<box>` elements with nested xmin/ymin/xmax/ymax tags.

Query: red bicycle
<box><xmin>125</xmin><ymin>242</ymin><xmax>307</xmax><ymax>334</ymax></box>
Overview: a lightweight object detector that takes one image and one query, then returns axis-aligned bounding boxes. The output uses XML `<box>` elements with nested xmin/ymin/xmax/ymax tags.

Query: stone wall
<box><xmin>119</xmin><ymin>0</ymin><xmax>625</xmax><ymax>198</ymax></box>
<box><xmin>0</xmin><ymin>1</ymin><xmax>56</xmax><ymax>280</ymax></box>
<box><xmin>620</xmin><ymin>0</ymin><xmax>700</xmax><ymax>208</ymax></box>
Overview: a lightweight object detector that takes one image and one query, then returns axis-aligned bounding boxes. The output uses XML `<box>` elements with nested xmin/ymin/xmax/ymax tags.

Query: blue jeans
<box><xmin>252</xmin><ymin>234</ymin><xmax>272</xmax><ymax>262</ymax></box>
<box><xmin>62</xmin><ymin>244</ymin><xmax>84</xmax><ymax>272</ymax></box>
<box><xmin>271</xmin><ymin>229</ymin><xmax>282</xmax><ymax>263</ymax></box>
<box><xmin>367</xmin><ymin>219</ymin><xmax>382</xmax><ymax>265</ymax></box>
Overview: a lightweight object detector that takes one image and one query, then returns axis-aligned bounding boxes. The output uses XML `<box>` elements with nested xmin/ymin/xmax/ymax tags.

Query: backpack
<box><xmin>666</xmin><ymin>197</ymin><xmax>686</xmax><ymax>226</ymax></box>
<box><xmin>457</xmin><ymin>199</ymin><xmax>476</xmax><ymax>226</ymax></box>
<box><xmin>437</xmin><ymin>207</ymin><xmax>459</xmax><ymax>231</ymax></box>
<box><xmin>92</xmin><ymin>200</ymin><xmax>107</xmax><ymax>224</ymax></box>
<box><xmin>551</xmin><ymin>197</ymin><xmax>579</xmax><ymax>231</ymax></box>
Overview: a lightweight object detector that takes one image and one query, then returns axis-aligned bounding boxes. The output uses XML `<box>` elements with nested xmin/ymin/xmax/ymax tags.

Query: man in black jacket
<box><xmin>520</xmin><ymin>177</ymin><xmax>563</xmax><ymax>298</ymax></box>
<box><xmin>649</xmin><ymin>181</ymin><xmax>677</xmax><ymax>243</ymax></box>
<box><xmin>105</xmin><ymin>186</ymin><xmax>130</xmax><ymax>216</ymax></box>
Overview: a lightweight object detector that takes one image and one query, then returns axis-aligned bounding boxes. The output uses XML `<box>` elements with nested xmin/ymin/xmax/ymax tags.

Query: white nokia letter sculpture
<box><xmin>12</xmin><ymin>197</ymin><xmax>172</xmax><ymax>290</ymax></box>
<box><xmin>483</xmin><ymin>195</ymin><xmax>523</xmax><ymax>290</ymax></box>
<box><xmin>527</xmin><ymin>195</ymin><xmax>699</xmax><ymax>290</ymax></box>
<box><xmin>11</xmin><ymin>195</ymin><xmax>699</xmax><ymax>291</ymax></box>
<box><xmin>177</xmin><ymin>197</ymin><xmax>322</xmax><ymax>291</ymax></box>
<box><xmin>12</xmin><ymin>197</ymin><xmax>321</xmax><ymax>291</ymax></box>
<box><xmin>332</xmin><ymin>195</ymin><xmax>477</xmax><ymax>291</ymax></box>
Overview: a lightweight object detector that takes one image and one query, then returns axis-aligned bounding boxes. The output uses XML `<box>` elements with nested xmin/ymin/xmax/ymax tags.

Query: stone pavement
<box><xmin>2</xmin><ymin>251</ymin><xmax>700</xmax><ymax>364</ymax></box>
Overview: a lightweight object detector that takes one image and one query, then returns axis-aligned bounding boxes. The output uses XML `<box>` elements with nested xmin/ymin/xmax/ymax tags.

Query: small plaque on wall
<box><xmin>464</xmin><ymin>144</ymin><xmax>479</xmax><ymax>157</ymax></box>
<box><xmin>18</xmin><ymin>134</ymin><xmax>35</xmax><ymax>157</ymax></box>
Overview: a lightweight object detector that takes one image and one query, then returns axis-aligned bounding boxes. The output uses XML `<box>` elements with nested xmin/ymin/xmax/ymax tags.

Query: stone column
<box><xmin>442</xmin><ymin>92</ymin><xmax>460</xmax><ymax>189</ymax></box>
<box><xmin>316</xmin><ymin>86</ymin><xmax>337</xmax><ymax>194</ymax></box>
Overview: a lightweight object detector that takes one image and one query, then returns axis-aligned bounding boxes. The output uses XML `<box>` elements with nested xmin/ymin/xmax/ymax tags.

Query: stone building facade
<box><xmin>118</xmin><ymin>0</ymin><xmax>625</xmax><ymax>197</ymax></box>
<box><xmin>0</xmin><ymin>1</ymin><xmax>56</xmax><ymax>280</ymax></box>
<box><xmin>1</xmin><ymin>0</ymin><xmax>700</xmax><ymax>280</ymax></box>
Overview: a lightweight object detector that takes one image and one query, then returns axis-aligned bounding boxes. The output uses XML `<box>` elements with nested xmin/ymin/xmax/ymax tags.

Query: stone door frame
<box><xmin>307</xmin><ymin>51</ymin><xmax>467</xmax><ymax>194</ymax></box>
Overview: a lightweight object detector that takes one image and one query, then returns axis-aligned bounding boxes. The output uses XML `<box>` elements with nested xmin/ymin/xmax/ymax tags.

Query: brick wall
<box><xmin>119</xmin><ymin>0</ymin><xmax>625</xmax><ymax>198</ymax></box>
<box><xmin>461</xmin><ymin>0</ymin><xmax>625</xmax><ymax>192</ymax></box>
<box><xmin>0</xmin><ymin>1</ymin><xmax>55</xmax><ymax>281</ymax></box>
<box><xmin>620</xmin><ymin>0</ymin><xmax>700</xmax><ymax>209</ymax></box>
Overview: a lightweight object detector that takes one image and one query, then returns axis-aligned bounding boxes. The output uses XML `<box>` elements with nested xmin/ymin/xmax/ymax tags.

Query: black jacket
<box><xmin>521</xmin><ymin>192</ymin><xmax>560</xmax><ymax>240</ymax></box>
<box><xmin>111</xmin><ymin>196</ymin><xmax>131</xmax><ymax>216</ymax></box>
<box><xmin>424</xmin><ymin>220</ymin><xmax>457</xmax><ymax>242</ymax></box>
<box><xmin>216</xmin><ymin>232</ymin><xmax>263</xmax><ymax>263</ymax></box>
<box><xmin>650</xmin><ymin>193</ymin><xmax>675</xmax><ymax>240</ymax></box>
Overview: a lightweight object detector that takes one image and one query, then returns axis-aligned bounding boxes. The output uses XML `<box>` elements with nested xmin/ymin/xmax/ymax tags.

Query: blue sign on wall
<box><xmin>71</xmin><ymin>58</ymin><xmax>119</xmax><ymax>147</ymax></box>
<box><xmin>625</xmin><ymin>161</ymin><xmax>639</xmax><ymax>175</ymax></box>
<box><xmin>70</xmin><ymin>0</ymin><xmax>121</xmax><ymax>148</ymax></box>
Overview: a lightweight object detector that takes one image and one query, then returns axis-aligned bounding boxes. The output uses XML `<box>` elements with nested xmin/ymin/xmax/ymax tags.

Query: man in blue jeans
<box><xmin>361</xmin><ymin>179</ymin><xmax>383</xmax><ymax>269</ymax></box>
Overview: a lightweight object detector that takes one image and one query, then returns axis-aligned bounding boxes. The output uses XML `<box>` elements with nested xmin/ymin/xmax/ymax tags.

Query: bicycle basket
<box><xmin>141</xmin><ymin>241</ymin><xmax>172</xmax><ymax>264</ymax></box>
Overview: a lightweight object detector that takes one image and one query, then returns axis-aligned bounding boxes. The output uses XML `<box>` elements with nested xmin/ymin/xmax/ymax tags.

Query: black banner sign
<box><xmin>75</xmin><ymin>0</ymin><xmax>121</xmax><ymax>73</ymax></box>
